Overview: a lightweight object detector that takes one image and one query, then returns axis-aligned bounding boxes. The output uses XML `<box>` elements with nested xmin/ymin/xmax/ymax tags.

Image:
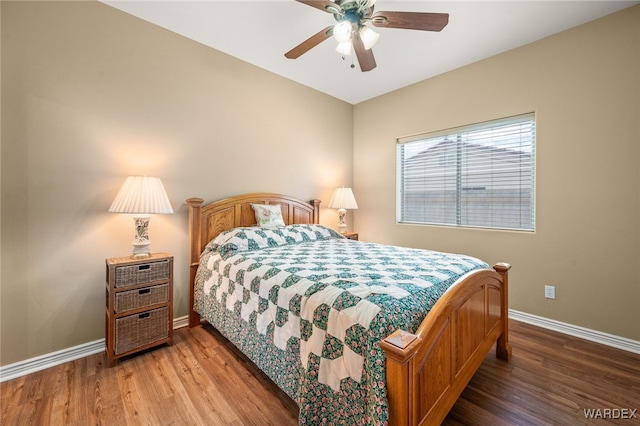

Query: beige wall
<box><xmin>0</xmin><ymin>1</ymin><xmax>353</xmax><ymax>366</ymax></box>
<box><xmin>354</xmin><ymin>6</ymin><xmax>640</xmax><ymax>341</ymax></box>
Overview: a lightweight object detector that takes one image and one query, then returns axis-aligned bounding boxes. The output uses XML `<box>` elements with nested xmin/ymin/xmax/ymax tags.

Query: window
<box><xmin>396</xmin><ymin>113</ymin><xmax>535</xmax><ymax>231</ymax></box>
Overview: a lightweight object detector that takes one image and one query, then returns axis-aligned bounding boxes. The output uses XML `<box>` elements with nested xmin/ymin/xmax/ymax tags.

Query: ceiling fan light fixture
<box><xmin>286</xmin><ymin>0</ymin><xmax>449</xmax><ymax>72</ymax></box>
<box><xmin>359</xmin><ymin>25</ymin><xmax>379</xmax><ymax>50</ymax></box>
<box><xmin>335</xmin><ymin>41</ymin><xmax>352</xmax><ymax>56</ymax></box>
<box><xmin>333</xmin><ymin>20</ymin><xmax>352</xmax><ymax>43</ymax></box>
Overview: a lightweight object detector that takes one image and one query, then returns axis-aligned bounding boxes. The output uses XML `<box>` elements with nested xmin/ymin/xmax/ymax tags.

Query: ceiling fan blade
<box><xmin>371</xmin><ymin>11</ymin><xmax>449</xmax><ymax>32</ymax></box>
<box><xmin>353</xmin><ymin>32</ymin><xmax>376</xmax><ymax>72</ymax></box>
<box><xmin>285</xmin><ymin>26</ymin><xmax>334</xmax><ymax>59</ymax></box>
<box><xmin>295</xmin><ymin>0</ymin><xmax>342</xmax><ymax>14</ymax></box>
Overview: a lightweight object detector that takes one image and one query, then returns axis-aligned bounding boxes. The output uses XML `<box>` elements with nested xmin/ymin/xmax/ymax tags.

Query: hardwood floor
<box><xmin>1</xmin><ymin>320</ymin><xmax>639</xmax><ymax>425</ymax></box>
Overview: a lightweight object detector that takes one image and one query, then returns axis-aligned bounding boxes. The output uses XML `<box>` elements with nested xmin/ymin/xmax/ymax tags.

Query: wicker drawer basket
<box><xmin>115</xmin><ymin>259</ymin><xmax>170</xmax><ymax>288</ymax></box>
<box><xmin>115</xmin><ymin>307</ymin><xmax>169</xmax><ymax>355</ymax></box>
<box><xmin>115</xmin><ymin>283</ymin><xmax>169</xmax><ymax>313</ymax></box>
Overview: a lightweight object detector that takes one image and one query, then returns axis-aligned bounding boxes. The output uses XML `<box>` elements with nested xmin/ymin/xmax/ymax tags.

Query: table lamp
<box><xmin>109</xmin><ymin>176</ymin><xmax>174</xmax><ymax>258</ymax></box>
<box><xmin>328</xmin><ymin>187</ymin><xmax>358</xmax><ymax>234</ymax></box>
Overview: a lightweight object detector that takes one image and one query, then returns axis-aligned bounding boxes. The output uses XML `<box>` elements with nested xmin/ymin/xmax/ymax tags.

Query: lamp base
<box><xmin>337</xmin><ymin>208</ymin><xmax>347</xmax><ymax>234</ymax></box>
<box><xmin>131</xmin><ymin>216</ymin><xmax>152</xmax><ymax>258</ymax></box>
<box><xmin>131</xmin><ymin>244</ymin><xmax>151</xmax><ymax>258</ymax></box>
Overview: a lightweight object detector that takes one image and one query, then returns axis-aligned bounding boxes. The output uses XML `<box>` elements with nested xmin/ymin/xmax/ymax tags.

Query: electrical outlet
<box><xmin>544</xmin><ymin>285</ymin><xmax>556</xmax><ymax>299</ymax></box>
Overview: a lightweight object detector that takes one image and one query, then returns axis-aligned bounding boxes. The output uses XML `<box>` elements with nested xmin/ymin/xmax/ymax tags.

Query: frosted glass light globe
<box><xmin>333</xmin><ymin>21</ymin><xmax>352</xmax><ymax>43</ymax></box>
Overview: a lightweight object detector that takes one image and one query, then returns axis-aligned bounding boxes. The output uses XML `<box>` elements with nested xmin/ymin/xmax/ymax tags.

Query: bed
<box><xmin>187</xmin><ymin>193</ymin><xmax>511</xmax><ymax>425</ymax></box>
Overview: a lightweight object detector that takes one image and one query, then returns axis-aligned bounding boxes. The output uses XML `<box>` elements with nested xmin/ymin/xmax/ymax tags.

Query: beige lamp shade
<box><xmin>328</xmin><ymin>187</ymin><xmax>358</xmax><ymax>210</ymax></box>
<box><xmin>109</xmin><ymin>176</ymin><xmax>174</xmax><ymax>214</ymax></box>
<box><xmin>109</xmin><ymin>176</ymin><xmax>173</xmax><ymax>258</ymax></box>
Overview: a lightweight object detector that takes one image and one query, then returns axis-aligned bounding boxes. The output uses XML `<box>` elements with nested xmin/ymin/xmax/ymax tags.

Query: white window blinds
<box><xmin>396</xmin><ymin>113</ymin><xmax>535</xmax><ymax>231</ymax></box>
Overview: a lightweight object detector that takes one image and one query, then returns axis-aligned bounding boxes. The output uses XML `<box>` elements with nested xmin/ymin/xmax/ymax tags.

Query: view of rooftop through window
<box><xmin>397</xmin><ymin>113</ymin><xmax>536</xmax><ymax>231</ymax></box>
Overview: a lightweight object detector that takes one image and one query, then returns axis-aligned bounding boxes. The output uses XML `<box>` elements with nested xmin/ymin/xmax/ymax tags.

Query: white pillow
<box><xmin>251</xmin><ymin>204</ymin><xmax>285</xmax><ymax>228</ymax></box>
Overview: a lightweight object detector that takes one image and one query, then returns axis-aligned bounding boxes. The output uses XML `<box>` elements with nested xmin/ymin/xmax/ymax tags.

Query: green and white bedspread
<box><xmin>194</xmin><ymin>224</ymin><xmax>489</xmax><ymax>425</ymax></box>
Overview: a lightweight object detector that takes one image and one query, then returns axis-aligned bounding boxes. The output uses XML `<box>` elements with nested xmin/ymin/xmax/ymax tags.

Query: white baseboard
<box><xmin>173</xmin><ymin>315</ymin><xmax>189</xmax><ymax>329</ymax></box>
<box><xmin>0</xmin><ymin>316</ymin><xmax>190</xmax><ymax>383</ymax></box>
<box><xmin>509</xmin><ymin>309</ymin><xmax>640</xmax><ymax>354</ymax></box>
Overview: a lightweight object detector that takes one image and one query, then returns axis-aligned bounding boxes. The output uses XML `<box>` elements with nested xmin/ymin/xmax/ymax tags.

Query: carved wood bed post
<box><xmin>187</xmin><ymin>197</ymin><xmax>204</xmax><ymax>328</ymax></box>
<box><xmin>310</xmin><ymin>199</ymin><xmax>321</xmax><ymax>224</ymax></box>
<box><xmin>493</xmin><ymin>262</ymin><xmax>512</xmax><ymax>360</ymax></box>
<box><xmin>380</xmin><ymin>332</ymin><xmax>419</xmax><ymax>426</ymax></box>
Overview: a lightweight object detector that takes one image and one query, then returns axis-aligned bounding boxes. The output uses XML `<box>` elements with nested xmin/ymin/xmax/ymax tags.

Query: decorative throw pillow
<box><xmin>251</xmin><ymin>204</ymin><xmax>285</xmax><ymax>228</ymax></box>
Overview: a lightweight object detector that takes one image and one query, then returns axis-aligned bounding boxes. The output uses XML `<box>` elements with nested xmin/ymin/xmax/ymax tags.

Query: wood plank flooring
<box><xmin>1</xmin><ymin>320</ymin><xmax>639</xmax><ymax>425</ymax></box>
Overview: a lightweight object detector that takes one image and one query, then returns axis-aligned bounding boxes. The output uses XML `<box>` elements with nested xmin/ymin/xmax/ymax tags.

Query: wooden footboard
<box><xmin>380</xmin><ymin>263</ymin><xmax>511</xmax><ymax>425</ymax></box>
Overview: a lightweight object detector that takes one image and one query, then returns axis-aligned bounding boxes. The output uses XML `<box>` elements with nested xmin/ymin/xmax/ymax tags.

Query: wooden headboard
<box><xmin>186</xmin><ymin>193</ymin><xmax>321</xmax><ymax>326</ymax></box>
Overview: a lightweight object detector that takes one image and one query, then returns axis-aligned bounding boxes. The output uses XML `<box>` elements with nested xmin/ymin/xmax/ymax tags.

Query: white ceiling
<box><xmin>102</xmin><ymin>0</ymin><xmax>639</xmax><ymax>104</ymax></box>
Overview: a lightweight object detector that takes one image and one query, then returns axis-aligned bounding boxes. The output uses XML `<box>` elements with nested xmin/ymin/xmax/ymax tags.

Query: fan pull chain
<box><xmin>340</xmin><ymin>53</ymin><xmax>356</xmax><ymax>69</ymax></box>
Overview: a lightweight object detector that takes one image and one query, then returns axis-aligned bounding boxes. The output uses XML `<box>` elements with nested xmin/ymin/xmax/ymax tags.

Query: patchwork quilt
<box><xmin>194</xmin><ymin>224</ymin><xmax>489</xmax><ymax>425</ymax></box>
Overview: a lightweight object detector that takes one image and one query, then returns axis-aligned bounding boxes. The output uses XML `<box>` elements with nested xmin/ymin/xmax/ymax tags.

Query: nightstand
<box><xmin>105</xmin><ymin>252</ymin><xmax>173</xmax><ymax>366</ymax></box>
<box><xmin>342</xmin><ymin>232</ymin><xmax>359</xmax><ymax>241</ymax></box>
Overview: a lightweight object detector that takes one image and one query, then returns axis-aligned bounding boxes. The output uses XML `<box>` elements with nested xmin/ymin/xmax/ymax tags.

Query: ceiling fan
<box><xmin>285</xmin><ymin>0</ymin><xmax>449</xmax><ymax>72</ymax></box>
